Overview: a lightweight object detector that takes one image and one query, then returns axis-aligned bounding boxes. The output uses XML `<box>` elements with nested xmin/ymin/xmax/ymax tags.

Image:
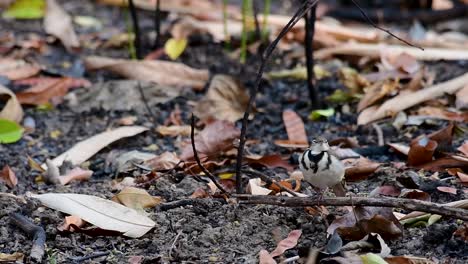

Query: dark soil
<box><xmin>1</xmin><ymin>0</ymin><xmax>467</xmax><ymax>263</ymax></box>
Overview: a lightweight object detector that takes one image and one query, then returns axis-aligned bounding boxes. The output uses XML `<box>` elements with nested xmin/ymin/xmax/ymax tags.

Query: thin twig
<box><xmin>128</xmin><ymin>0</ymin><xmax>142</xmax><ymax>59</ymax></box>
<box><xmin>235</xmin><ymin>0</ymin><xmax>320</xmax><ymax>194</ymax></box>
<box><xmin>168</xmin><ymin>231</ymin><xmax>183</xmax><ymax>259</ymax></box>
<box><xmin>10</xmin><ymin>213</ymin><xmax>46</xmax><ymax>263</ymax></box>
<box><xmin>243</xmin><ymin>169</ymin><xmax>298</xmax><ymax>197</ymax></box>
<box><xmin>304</xmin><ymin>3</ymin><xmax>319</xmax><ymax>108</ymax></box>
<box><xmin>153</xmin><ymin>0</ymin><xmax>161</xmax><ymax>48</ymax></box>
<box><xmin>158</xmin><ymin>198</ymin><xmax>226</xmax><ymax>211</ymax></box>
<box><xmin>234</xmin><ymin>195</ymin><xmax>468</xmax><ymax>221</ymax></box>
<box><xmin>252</xmin><ymin>0</ymin><xmax>261</xmax><ymax>41</ymax></box>
<box><xmin>349</xmin><ymin>0</ymin><xmax>423</xmax><ymax>50</ymax></box>
<box><xmin>190</xmin><ymin>114</ymin><xmax>229</xmax><ymax>195</ymax></box>
<box><xmin>372</xmin><ymin>123</ymin><xmax>384</xmax><ymax>146</ymax></box>
<box><xmin>136</xmin><ymin>82</ymin><xmax>157</xmax><ymax>126</ymax></box>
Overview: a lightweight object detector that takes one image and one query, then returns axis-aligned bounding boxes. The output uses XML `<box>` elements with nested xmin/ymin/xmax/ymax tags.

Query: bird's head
<box><xmin>309</xmin><ymin>136</ymin><xmax>330</xmax><ymax>153</ymax></box>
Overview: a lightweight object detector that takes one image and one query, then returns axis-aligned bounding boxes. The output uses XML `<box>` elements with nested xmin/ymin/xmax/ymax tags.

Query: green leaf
<box><xmin>266</xmin><ymin>66</ymin><xmax>330</xmax><ymax>81</ymax></box>
<box><xmin>309</xmin><ymin>108</ymin><xmax>335</xmax><ymax>121</ymax></box>
<box><xmin>164</xmin><ymin>38</ymin><xmax>188</xmax><ymax>60</ymax></box>
<box><xmin>326</xmin><ymin>90</ymin><xmax>354</xmax><ymax>104</ymax></box>
<box><xmin>361</xmin><ymin>253</ymin><xmax>388</xmax><ymax>264</ymax></box>
<box><xmin>0</xmin><ymin>119</ymin><xmax>23</xmax><ymax>144</ymax></box>
<box><xmin>3</xmin><ymin>0</ymin><xmax>45</xmax><ymax>19</ymax></box>
<box><xmin>427</xmin><ymin>214</ymin><xmax>442</xmax><ymax>226</ymax></box>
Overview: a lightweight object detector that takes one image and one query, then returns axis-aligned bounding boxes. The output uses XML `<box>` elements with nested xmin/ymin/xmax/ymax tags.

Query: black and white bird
<box><xmin>299</xmin><ymin>137</ymin><xmax>345</xmax><ymax>197</ymax></box>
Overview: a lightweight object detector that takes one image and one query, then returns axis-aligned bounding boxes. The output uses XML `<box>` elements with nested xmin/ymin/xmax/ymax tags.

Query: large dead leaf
<box><xmin>282</xmin><ymin>109</ymin><xmax>308</xmax><ymax>144</ymax></box>
<box><xmin>343</xmin><ymin>157</ymin><xmax>380</xmax><ymax>181</ymax></box>
<box><xmin>245</xmin><ymin>154</ymin><xmax>294</xmax><ymax>171</ymax></box>
<box><xmin>328</xmin><ymin>206</ymin><xmax>403</xmax><ymax>241</ymax></box>
<box><xmin>0</xmin><ymin>165</ymin><xmax>17</xmax><ymax>188</ymax></box>
<box><xmin>180</xmin><ymin>120</ymin><xmax>240</xmax><ymax>161</ymax></box>
<box><xmin>112</xmin><ymin>187</ymin><xmax>163</xmax><ymax>212</ymax></box>
<box><xmin>43</xmin><ymin>126</ymin><xmax>148</xmax><ymax>169</ymax></box>
<box><xmin>84</xmin><ymin>56</ymin><xmax>209</xmax><ymax>90</ymax></box>
<box><xmin>44</xmin><ymin>0</ymin><xmax>80</xmax><ymax>51</ymax></box>
<box><xmin>0</xmin><ymin>58</ymin><xmax>40</xmax><ymax>80</ymax></box>
<box><xmin>194</xmin><ymin>75</ymin><xmax>249</xmax><ymax>122</ymax></box>
<box><xmin>0</xmin><ymin>84</ymin><xmax>23</xmax><ymax>122</ymax></box>
<box><xmin>31</xmin><ymin>193</ymin><xmax>155</xmax><ymax>238</ymax></box>
<box><xmin>358</xmin><ymin>72</ymin><xmax>468</xmax><ymax>124</ymax></box>
<box><xmin>15</xmin><ymin>77</ymin><xmax>91</xmax><ymax>105</ymax></box>
<box><xmin>144</xmin><ymin>151</ymin><xmax>181</xmax><ymax>171</ymax></box>
<box><xmin>357</xmin><ymin>79</ymin><xmax>399</xmax><ymax>112</ymax></box>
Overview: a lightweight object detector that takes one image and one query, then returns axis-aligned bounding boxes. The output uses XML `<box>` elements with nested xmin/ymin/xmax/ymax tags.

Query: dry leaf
<box><xmin>0</xmin><ymin>165</ymin><xmax>17</xmax><ymax>188</ymax></box>
<box><xmin>343</xmin><ymin>157</ymin><xmax>380</xmax><ymax>181</ymax></box>
<box><xmin>0</xmin><ymin>84</ymin><xmax>23</xmax><ymax>123</ymax></box>
<box><xmin>44</xmin><ymin>0</ymin><xmax>80</xmax><ymax>51</ymax></box>
<box><xmin>31</xmin><ymin>193</ymin><xmax>155</xmax><ymax>238</ymax></box>
<box><xmin>57</xmin><ymin>215</ymin><xmax>85</xmax><ymax>232</ymax></box>
<box><xmin>386</xmin><ymin>255</ymin><xmax>436</xmax><ymax>264</ymax></box>
<box><xmin>417</xmin><ymin>106</ymin><xmax>468</xmax><ymax>122</ymax></box>
<box><xmin>190</xmin><ymin>188</ymin><xmax>209</xmax><ymax>198</ymax></box>
<box><xmin>247</xmin><ymin>178</ymin><xmax>272</xmax><ymax>195</ymax></box>
<box><xmin>0</xmin><ymin>58</ymin><xmax>40</xmax><ymax>80</ymax></box>
<box><xmin>194</xmin><ymin>75</ymin><xmax>249</xmax><ymax>122</ymax></box>
<box><xmin>0</xmin><ymin>252</ymin><xmax>24</xmax><ymax>262</ymax></box>
<box><xmin>112</xmin><ymin>187</ymin><xmax>163</xmax><ymax>211</ymax></box>
<box><xmin>407</xmin><ymin>137</ymin><xmax>438</xmax><ymax>166</ymax></box>
<box><xmin>270</xmin><ymin>229</ymin><xmax>302</xmax><ymax>257</ymax></box>
<box><xmin>245</xmin><ymin>154</ymin><xmax>294</xmax><ymax>171</ymax></box>
<box><xmin>273</xmin><ymin>140</ymin><xmax>309</xmax><ymax>149</ymax></box>
<box><xmin>458</xmin><ymin>141</ymin><xmax>468</xmax><ymax>157</ymax></box>
<box><xmin>43</xmin><ymin>126</ymin><xmax>148</xmax><ymax>169</ymax></box>
<box><xmin>15</xmin><ymin>77</ymin><xmax>91</xmax><ymax>105</ymax></box>
<box><xmin>282</xmin><ymin>109</ymin><xmax>308</xmax><ymax>144</ymax></box>
<box><xmin>357</xmin><ymin>79</ymin><xmax>399</xmax><ymax>112</ymax></box>
<box><xmin>455</xmin><ymin>84</ymin><xmax>468</xmax><ymax>109</ymax></box>
<box><xmin>156</xmin><ymin>125</ymin><xmax>191</xmax><ymax>137</ymax></box>
<box><xmin>259</xmin><ymin>249</ymin><xmax>276</xmax><ymax>264</ymax></box>
<box><xmin>59</xmin><ymin>167</ymin><xmax>93</xmax><ymax>185</ymax></box>
<box><xmin>84</xmin><ymin>56</ymin><xmax>209</xmax><ymax>90</ymax></box>
<box><xmin>144</xmin><ymin>151</ymin><xmax>180</xmax><ymax>171</ymax></box>
<box><xmin>436</xmin><ymin>186</ymin><xmax>457</xmax><ymax>194</ymax></box>
<box><xmin>180</xmin><ymin>120</ymin><xmax>240</xmax><ymax>161</ymax></box>
<box><xmin>358</xmin><ymin>72</ymin><xmax>468</xmax><ymax>124</ymax></box>
<box><xmin>380</xmin><ymin>52</ymin><xmax>420</xmax><ymax>74</ymax></box>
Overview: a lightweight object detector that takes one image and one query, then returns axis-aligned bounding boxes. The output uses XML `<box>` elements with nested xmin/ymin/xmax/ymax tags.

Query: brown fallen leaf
<box><xmin>407</xmin><ymin>137</ymin><xmax>438</xmax><ymax>166</ymax></box>
<box><xmin>258</xmin><ymin>249</ymin><xmax>276</xmax><ymax>264</ymax></box>
<box><xmin>458</xmin><ymin>141</ymin><xmax>468</xmax><ymax>157</ymax></box>
<box><xmin>358</xmin><ymin>72</ymin><xmax>468</xmax><ymax>124</ymax></box>
<box><xmin>273</xmin><ymin>139</ymin><xmax>309</xmax><ymax>149</ymax></box>
<box><xmin>0</xmin><ymin>252</ymin><xmax>24</xmax><ymax>262</ymax></box>
<box><xmin>44</xmin><ymin>0</ymin><xmax>80</xmax><ymax>51</ymax></box>
<box><xmin>453</xmin><ymin>224</ymin><xmax>468</xmax><ymax>241</ymax></box>
<box><xmin>456</xmin><ymin>172</ymin><xmax>468</xmax><ymax>185</ymax></box>
<box><xmin>282</xmin><ymin>109</ymin><xmax>308</xmax><ymax>144</ymax></box>
<box><xmin>357</xmin><ymin>79</ymin><xmax>400</xmax><ymax>112</ymax></box>
<box><xmin>328</xmin><ymin>206</ymin><xmax>403</xmax><ymax>240</ymax></box>
<box><xmin>270</xmin><ymin>229</ymin><xmax>302</xmax><ymax>257</ymax></box>
<box><xmin>0</xmin><ymin>58</ymin><xmax>40</xmax><ymax>80</ymax></box>
<box><xmin>194</xmin><ymin>75</ymin><xmax>249</xmax><ymax>122</ymax></box>
<box><xmin>15</xmin><ymin>77</ymin><xmax>91</xmax><ymax>105</ymax></box>
<box><xmin>417</xmin><ymin>156</ymin><xmax>468</xmax><ymax>172</ymax></box>
<box><xmin>59</xmin><ymin>167</ymin><xmax>93</xmax><ymax>185</ymax></box>
<box><xmin>455</xmin><ymin>84</ymin><xmax>468</xmax><ymax>109</ymax></box>
<box><xmin>0</xmin><ymin>84</ymin><xmax>23</xmax><ymax>122</ymax></box>
<box><xmin>180</xmin><ymin>120</ymin><xmax>240</xmax><ymax>161</ymax></box>
<box><xmin>380</xmin><ymin>52</ymin><xmax>420</xmax><ymax>74</ymax></box>
<box><xmin>144</xmin><ymin>151</ymin><xmax>180</xmax><ymax>171</ymax></box>
<box><xmin>245</xmin><ymin>154</ymin><xmax>294</xmax><ymax>171</ymax></box>
<box><xmin>417</xmin><ymin>106</ymin><xmax>468</xmax><ymax>122</ymax></box>
<box><xmin>112</xmin><ymin>187</ymin><xmax>163</xmax><ymax>211</ymax></box>
<box><xmin>437</xmin><ymin>186</ymin><xmax>457</xmax><ymax>195</ymax></box>
<box><xmin>57</xmin><ymin>215</ymin><xmax>85</xmax><ymax>232</ymax></box>
<box><xmin>343</xmin><ymin>157</ymin><xmax>380</xmax><ymax>181</ymax></box>
<box><xmin>156</xmin><ymin>125</ymin><xmax>191</xmax><ymax>137</ymax></box>
<box><xmin>84</xmin><ymin>56</ymin><xmax>209</xmax><ymax>90</ymax></box>
<box><xmin>427</xmin><ymin>122</ymin><xmax>455</xmax><ymax>152</ymax></box>
<box><xmin>0</xmin><ymin>165</ymin><xmax>17</xmax><ymax>188</ymax></box>
<box><xmin>190</xmin><ymin>188</ymin><xmax>210</xmax><ymax>198</ymax></box>
<box><xmin>400</xmin><ymin>189</ymin><xmax>431</xmax><ymax>202</ymax></box>
<box><xmin>386</xmin><ymin>255</ymin><xmax>436</xmax><ymax>264</ymax></box>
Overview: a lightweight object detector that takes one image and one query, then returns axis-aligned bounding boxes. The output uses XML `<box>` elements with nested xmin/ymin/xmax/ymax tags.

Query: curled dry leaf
<box><xmin>328</xmin><ymin>206</ymin><xmax>403</xmax><ymax>241</ymax></box>
<box><xmin>407</xmin><ymin>137</ymin><xmax>437</xmax><ymax>166</ymax></box>
<box><xmin>144</xmin><ymin>151</ymin><xmax>180</xmax><ymax>171</ymax></box>
<box><xmin>15</xmin><ymin>77</ymin><xmax>91</xmax><ymax>105</ymax></box>
<box><xmin>156</xmin><ymin>125</ymin><xmax>191</xmax><ymax>137</ymax></box>
<box><xmin>194</xmin><ymin>75</ymin><xmax>249</xmax><ymax>122</ymax></box>
<box><xmin>258</xmin><ymin>249</ymin><xmax>276</xmax><ymax>264</ymax></box>
<box><xmin>43</xmin><ymin>126</ymin><xmax>148</xmax><ymax>169</ymax></box>
<box><xmin>0</xmin><ymin>165</ymin><xmax>17</xmax><ymax>188</ymax></box>
<box><xmin>247</xmin><ymin>178</ymin><xmax>272</xmax><ymax>195</ymax></box>
<box><xmin>437</xmin><ymin>186</ymin><xmax>457</xmax><ymax>195</ymax></box>
<box><xmin>44</xmin><ymin>0</ymin><xmax>80</xmax><ymax>51</ymax></box>
<box><xmin>427</xmin><ymin>122</ymin><xmax>455</xmax><ymax>152</ymax></box>
<box><xmin>58</xmin><ymin>167</ymin><xmax>93</xmax><ymax>185</ymax></box>
<box><xmin>57</xmin><ymin>215</ymin><xmax>85</xmax><ymax>232</ymax></box>
<box><xmin>112</xmin><ymin>187</ymin><xmax>163</xmax><ymax>211</ymax></box>
<box><xmin>282</xmin><ymin>109</ymin><xmax>308</xmax><ymax>144</ymax></box>
<box><xmin>358</xmin><ymin>72</ymin><xmax>468</xmax><ymax>125</ymax></box>
<box><xmin>270</xmin><ymin>230</ymin><xmax>302</xmax><ymax>257</ymax></box>
<box><xmin>273</xmin><ymin>140</ymin><xmax>308</xmax><ymax>149</ymax></box>
<box><xmin>0</xmin><ymin>84</ymin><xmax>23</xmax><ymax>123</ymax></box>
<box><xmin>357</xmin><ymin>79</ymin><xmax>399</xmax><ymax>112</ymax></box>
<box><xmin>417</xmin><ymin>106</ymin><xmax>468</xmax><ymax>122</ymax></box>
<box><xmin>380</xmin><ymin>52</ymin><xmax>420</xmax><ymax>74</ymax></box>
<box><xmin>180</xmin><ymin>120</ymin><xmax>240</xmax><ymax>161</ymax></box>
<box><xmin>343</xmin><ymin>157</ymin><xmax>380</xmax><ymax>182</ymax></box>
<box><xmin>84</xmin><ymin>56</ymin><xmax>209</xmax><ymax>90</ymax></box>
<box><xmin>0</xmin><ymin>58</ymin><xmax>40</xmax><ymax>80</ymax></box>
<box><xmin>245</xmin><ymin>154</ymin><xmax>294</xmax><ymax>171</ymax></box>
<box><xmin>31</xmin><ymin>193</ymin><xmax>156</xmax><ymax>238</ymax></box>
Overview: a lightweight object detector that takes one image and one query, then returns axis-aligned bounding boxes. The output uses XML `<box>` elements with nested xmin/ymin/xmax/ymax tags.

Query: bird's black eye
<box><xmin>312</xmin><ymin>140</ymin><xmax>317</xmax><ymax>144</ymax></box>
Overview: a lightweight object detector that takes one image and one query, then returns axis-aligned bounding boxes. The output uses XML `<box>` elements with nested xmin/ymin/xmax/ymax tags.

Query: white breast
<box><xmin>299</xmin><ymin>151</ymin><xmax>345</xmax><ymax>189</ymax></box>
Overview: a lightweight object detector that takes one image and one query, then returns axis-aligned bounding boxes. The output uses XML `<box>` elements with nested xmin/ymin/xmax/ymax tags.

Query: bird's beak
<box><xmin>322</xmin><ymin>143</ymin><xmax>330</xmax><ymax>151</ymax></box>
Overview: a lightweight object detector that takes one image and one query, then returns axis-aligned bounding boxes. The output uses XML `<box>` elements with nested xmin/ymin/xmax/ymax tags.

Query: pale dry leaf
<box><xmin>0</xmin><ymin>84</ymin><xmax>23</xmax><ymax>123</ymax></box>
<box><xmin>270</xmin><ymin>229</ymin><xmax>302</xmax><ymax>257</ymax></box>
<box><xmin>144</xmin><ymin>151</ymin><xmax>180</xmax><ymax>171</ymax></box>
<box><xmin>247</xmin><ymin>178</ymin><xmax>272</xmax><ymax>195</ymax></box>
<box><xmin>180</xmin><ymin>120</ymin><xmax>240</xmax><ymax>161</ymax></box>
<box><xmin>57</xmin><ymin>215</ymin><xmax>85</xmax><ymax>232</ymax></box>
<box><xmin>59</xmin><ymin>167</ymin><xmax>93</xmax><ymax>185</ymax></box>
<box><xmin>0</xmin><ymin>58</ymin><xmax>40</xmax><ymax>80</ymax></box>
<box><xmin>42</xmin><ymin>126</ymin><xmax>148</xmax><ymax>169</ymax></box>
<box><xmin>380</xmin><ymin>52</ymin><xmax>420</xmax><ymax>74</ymax></box>
<box><xmin>357</xmin><ymin>79</ymin><xmax>399</xmax><ymax>112</ymax></box>
<box><xmin>282</xmin><ymin>109</ymin><xmax>308</xmax><ymax>144</ymax></box>
<box><xmin>458</xmin><ymin>141</ymin><xmax>468</xmax><ymax>157</ymax></box>
<box><xmin>455</xmin><ymin>84</ymin><xmax>468</xmax><ymax>110</ymax></box>
<box><xmin>0</xmin><ymin>165</ymin><xmax>17</xmax><ymax>188</ymax></box>
<box><xmin>84</xmin><ymin>56</ymin><xmax>209</xmax><ymax>90</ymax></box>
<box><xmin>156</xmin><ymin>125</ymin><xmax>191</xmax><ymax>137</ymax></box>
<box><xmin>112</xmin><ymin>187</ymin><xmax>163</xmax><ymax>211</ymax></box>
<box><xmin>44</xmin><ymin>0</ymin><xmax>80</xmax><ymax>51</ymax></box>
<box><xmin>259</xmin><ymin>249</ymin><xmax>276</xmax><ymax>264</ymax></box>
<box><xmin>194</xmin><ymin>75</ymin><xmax>249</xmax><ymax>122</ymax></box>
<box><xmin>31</xmin><ymin>193</ymin><xmax>155</xmax><ymax>238</ymax></box>
<box><xmin>358</xmin><ymin>72</ymin><xmax>468</xmax><ymax>125</ymax></box>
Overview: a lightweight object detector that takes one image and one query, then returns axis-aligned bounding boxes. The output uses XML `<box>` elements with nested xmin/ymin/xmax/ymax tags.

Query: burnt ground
<box><xmin>1</xmin><ymin>0</ymin><xmax>468</xmax><ymax>263</ymax></box>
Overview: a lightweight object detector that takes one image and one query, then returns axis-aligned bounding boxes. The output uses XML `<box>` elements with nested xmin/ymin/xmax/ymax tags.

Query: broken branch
<box><xmin>10</xmin><ymin>213</ymin><xmax>46</xmax><ymax>263</ymax></box>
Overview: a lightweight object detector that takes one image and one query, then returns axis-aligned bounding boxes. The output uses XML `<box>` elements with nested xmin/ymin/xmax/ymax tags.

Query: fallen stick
<box><xmin>10</xmin><ymin>213</ymin><xmax>46</xmax><ymax>263</ymax></box>
<box><xmin>234</xmin><ymin>195</ymin><xmax>468</xmax><ymax>221</ymax></box>
<box><xmin>315</xmin><ymin>43</ymin><xmax>468</xmax><ymax>61</ymax></box>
